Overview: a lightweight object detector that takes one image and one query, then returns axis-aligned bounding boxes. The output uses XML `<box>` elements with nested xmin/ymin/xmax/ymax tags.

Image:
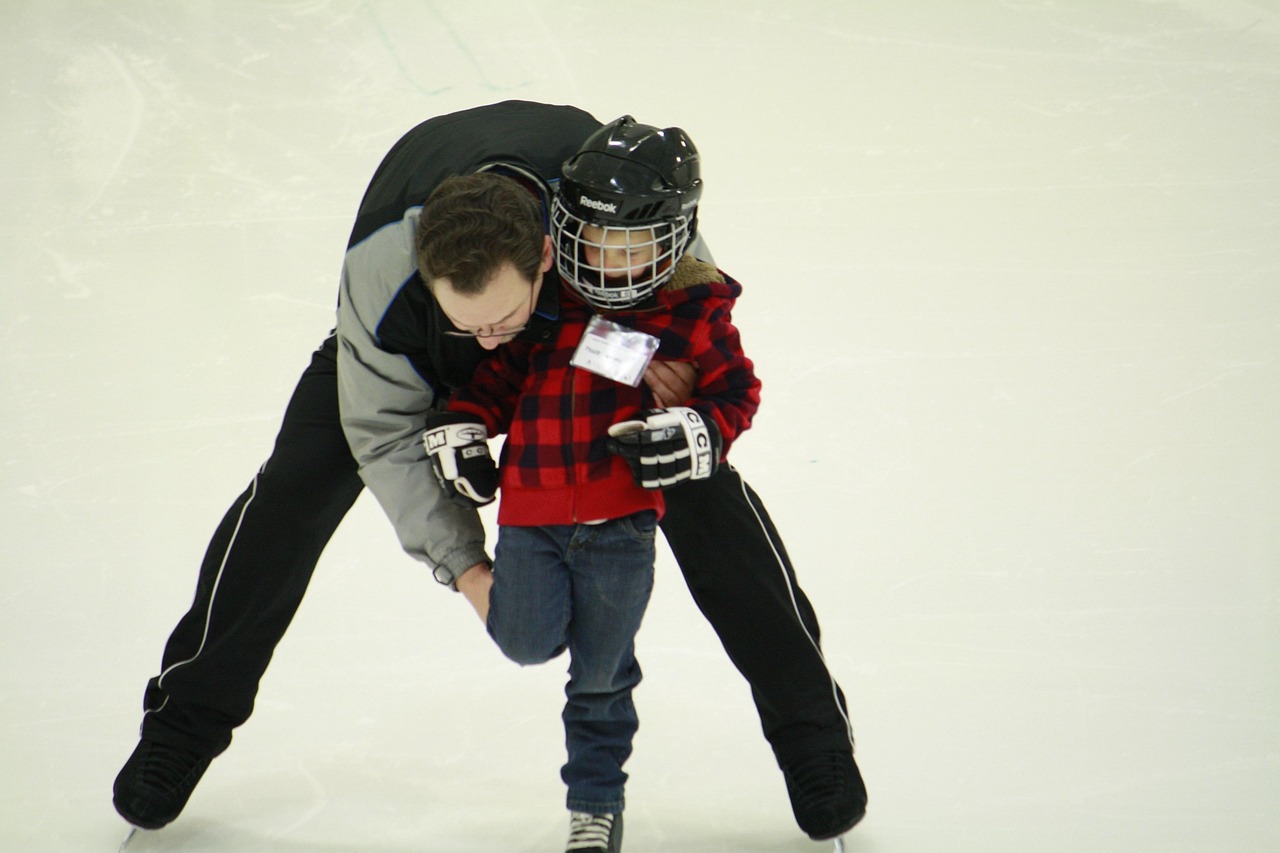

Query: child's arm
<box><xmin>445</xmin><ymin>340</ymin><xmax>534</xmax><ymax>436</ymax></box>
<box><xmin>607</xmin><ymin>289</ymin><xmax>761</xmax><ymax>490</ymax></box>
<box><xmin>422</xmin><ymin>341</ymin><xmax>533</xmax><ymax>507</ymax></box>
<box><xmin>680</xmin><ymin>294</ymin><xmax>761</xmax><ymax>454</ymax></box>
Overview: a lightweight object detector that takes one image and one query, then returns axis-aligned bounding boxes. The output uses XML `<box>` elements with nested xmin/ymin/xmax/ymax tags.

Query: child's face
<box><xmin>581</xmin><ymin>224</ymin><xmax>658</xmax><ymax>280</ymax></box>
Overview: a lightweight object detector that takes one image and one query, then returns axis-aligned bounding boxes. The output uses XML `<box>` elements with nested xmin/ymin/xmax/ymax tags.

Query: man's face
<box><xmin>431</xmin><ymin>236</ymin><xmax>552</xmax><ymax>351</ymax></box>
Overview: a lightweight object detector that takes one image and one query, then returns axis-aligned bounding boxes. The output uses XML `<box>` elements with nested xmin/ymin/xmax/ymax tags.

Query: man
<box><xmin>114</xmin><ymin>100</ymin><xmax>865</xmax><ymax>842</ymax></box>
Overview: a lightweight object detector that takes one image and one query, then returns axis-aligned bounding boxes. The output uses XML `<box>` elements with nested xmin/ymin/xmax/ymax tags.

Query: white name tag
<box><xmin>570</xmin><ymin>314</ymin><xmax>660</xmax><ymax>387</ymax></box>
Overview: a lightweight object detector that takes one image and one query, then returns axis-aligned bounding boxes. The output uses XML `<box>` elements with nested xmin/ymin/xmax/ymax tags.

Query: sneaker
<box><xmin>565</xmin><ymin>811</ymin><xmax>623</xmax><ymax>853</ymax></box>
<box><xmin>112</xmin><ymin>739</ymin><xmax>213</xmax><ymax>829</ymax></box>
<box><xmin>781</xmin><ymin>749</ymin><xmax>867</xmax><ymax>840</ymax></box>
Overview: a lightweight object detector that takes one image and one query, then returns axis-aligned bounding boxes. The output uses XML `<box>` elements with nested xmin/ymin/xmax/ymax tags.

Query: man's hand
<box><xmin>455</xmin><ymin>562</ymin><xmax>493</xmax><ymax>623</ymax></box>
<box><xmin>606</xmin><ymin>407</ymin><xmax>722</xmax><ymax>490</ymax></box>
<box><xmin>643</xmin><ymin>360</ymin><xmax>696</xmax><ymax>408</ymax></box>
<box><xmin>422</xmin><ymin>412</ymin><xmax>498</xmax><ymax>507</ymax></box>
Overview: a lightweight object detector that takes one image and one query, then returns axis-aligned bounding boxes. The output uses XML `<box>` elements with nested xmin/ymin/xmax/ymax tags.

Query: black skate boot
<box><xmin>565</xmin><ymin>811</ymin><xmax>623</xmax><ymax>853</ymax></box>
<box><xmin>781</xmin><ymin>749</ymin><xmax>867</xmax><ymax>840</ymax></box>
<box><xmin>112</xmin><ymin>738</ymin><xmax>213</xmax><ymax>829</ymax></box>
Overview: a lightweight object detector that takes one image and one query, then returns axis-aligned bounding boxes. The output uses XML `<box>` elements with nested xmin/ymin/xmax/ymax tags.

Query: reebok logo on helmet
<box><xmin>578</xmin><ymin>194</ymin><xmax>618</xmax><ymax>214</ymax></box>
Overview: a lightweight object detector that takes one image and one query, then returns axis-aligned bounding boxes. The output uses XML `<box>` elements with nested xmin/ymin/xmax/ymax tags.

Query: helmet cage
<box><xmin>551</xmin><ymin>194</ymin><xmax>693</xmax><ymax>310</ymax></box>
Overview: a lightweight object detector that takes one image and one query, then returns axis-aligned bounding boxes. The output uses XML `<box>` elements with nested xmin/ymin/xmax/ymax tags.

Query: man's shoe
<box><xmin>112</xmin><ymin>739</ymin><xmax>212</xmax><ymax>829</ymax></box>
<box><xmin>565</xmin><ymin>811</ymin><xmax>623</xmax><ymax>852</ymax></box>
<box><xmin>781</xmin><ymin>749</ymin><xmax>867</xmax><ymax>840</ymax></box>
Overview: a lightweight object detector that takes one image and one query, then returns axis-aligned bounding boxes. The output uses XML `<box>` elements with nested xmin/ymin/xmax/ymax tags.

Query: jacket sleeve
<box><xmin>335</xmin><ymin>211</ymin><xmax>489</xmax><ymax>587</ymax></box>
<box><xmin>684</xmin><ymin>294</ymin><xmax>762</xmax><ymax>454</ymax></box>
<box><xmin>446</xmin><ymin>341</ymin><xmax>532</xmax><ymax>438</ymax></box>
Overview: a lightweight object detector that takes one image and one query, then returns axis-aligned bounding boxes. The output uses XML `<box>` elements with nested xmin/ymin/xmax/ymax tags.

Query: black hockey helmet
<box><xmin>552</xmin><ymin>116</ymin><xmax>702</xmax><ymax>310</ymax></box>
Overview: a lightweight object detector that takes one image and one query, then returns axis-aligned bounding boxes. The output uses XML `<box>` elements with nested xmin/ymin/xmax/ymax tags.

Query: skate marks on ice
<box><xmin>111</xmin><ymin>821</ymin><xmax>844</xmax><ymax>852</ymax></box>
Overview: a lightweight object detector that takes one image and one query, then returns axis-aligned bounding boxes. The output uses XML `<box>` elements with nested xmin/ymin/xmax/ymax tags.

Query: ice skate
<box><xmin>565</xmin><ymin>811</ymin><xmax>623</xmax><ymax>853</ymax></box>
<box><xmin>113</xmin><ymin>738</ymin><xmax>212</xmax><ymax>830</ymax></box>
<box><xmin>780</xmin><ymin>749</ymin><xmax>867</xmax><ymax>840</ymax></box>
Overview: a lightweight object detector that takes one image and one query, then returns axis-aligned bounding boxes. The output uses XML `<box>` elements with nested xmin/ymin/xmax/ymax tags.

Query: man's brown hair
<box><xmin>416</xmin><ymin>173</ymin><xmax>544</xmax><ymax>295</ymax></box>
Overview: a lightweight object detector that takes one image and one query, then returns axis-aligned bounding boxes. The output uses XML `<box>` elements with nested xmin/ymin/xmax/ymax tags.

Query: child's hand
<box><xmin>607</xmin><ymin>407</ymin><xmax>722</xmax><ymax>490</ymax></box>
<box><xmin>422</xmin><ymin>412</ymin><xmax>498</xmax><ymax>507</ymax></box>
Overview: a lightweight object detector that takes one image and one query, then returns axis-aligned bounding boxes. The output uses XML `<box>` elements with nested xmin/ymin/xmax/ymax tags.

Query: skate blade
<box><xmin>118</xmin><ymin>826</ymin><xmax>138</xmax><ymax>851</ymax></box>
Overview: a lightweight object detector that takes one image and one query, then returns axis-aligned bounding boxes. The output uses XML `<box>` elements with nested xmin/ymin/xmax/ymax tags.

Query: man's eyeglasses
<box><xmin>441</xmin><ymin>323</ymin><xmax>529</xmax><ymax>339</ymax></box>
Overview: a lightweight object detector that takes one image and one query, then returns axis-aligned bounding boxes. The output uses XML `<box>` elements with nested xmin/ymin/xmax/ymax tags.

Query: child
<box><xmin>421</xmin><ymin>117</ymin><xmax>760</xmax><ymax>853</ymax></box>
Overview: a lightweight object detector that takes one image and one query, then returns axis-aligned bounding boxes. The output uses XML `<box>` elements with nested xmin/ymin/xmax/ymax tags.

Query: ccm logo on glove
<box><xmin>425</xmin><ymin>424</ymin><xmax>486</xmax><ymax>450</ymax></box>
<box><xmin>606</xmin><ymin>407</ymin><xmax>722</xmax><ymax>490</ymax></box>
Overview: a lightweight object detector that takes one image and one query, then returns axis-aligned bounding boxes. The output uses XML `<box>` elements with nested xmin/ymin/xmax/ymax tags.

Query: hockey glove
<box><xmin>422</xmin><ymin>412</ymin><xmax>498</xmax><ymax>507</ymax></box>
<box><xmin>606</xmin><ymin>407</ymin><xmax>722</xmax><ymax>490</ymax></box>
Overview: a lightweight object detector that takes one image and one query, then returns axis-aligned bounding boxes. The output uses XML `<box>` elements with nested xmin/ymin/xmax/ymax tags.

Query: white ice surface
<box><xmin>2</xmin><ymin>2</ymin><xmax>1277</xmax><ymax>851</ymax></box>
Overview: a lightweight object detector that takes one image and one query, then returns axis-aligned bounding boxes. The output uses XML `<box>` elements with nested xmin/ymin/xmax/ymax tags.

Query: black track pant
<box><xmin>139</xmin><ymin>335</ymin><xmax>853</xmax><ymax>764</ymax></box>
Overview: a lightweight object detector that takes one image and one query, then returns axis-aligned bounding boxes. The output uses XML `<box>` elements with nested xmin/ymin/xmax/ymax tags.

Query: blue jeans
<box><xmin>487</xmin><ymin>511</ymin><xmax>658</xmax><ymax>815</ymax></box>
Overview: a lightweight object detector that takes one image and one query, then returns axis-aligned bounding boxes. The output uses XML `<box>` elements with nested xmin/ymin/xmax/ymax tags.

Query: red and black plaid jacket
<box><xmin>448</xmin><ymin>258</ymin><xmax>762</xmax><ymax>526</ymax></box>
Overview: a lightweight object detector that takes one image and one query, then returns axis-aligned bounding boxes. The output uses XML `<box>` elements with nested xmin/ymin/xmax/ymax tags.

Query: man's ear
<box><xmin>541</xmin><ymin>234</ymin><xmax>554</xmax><ymax>272</ymax></box>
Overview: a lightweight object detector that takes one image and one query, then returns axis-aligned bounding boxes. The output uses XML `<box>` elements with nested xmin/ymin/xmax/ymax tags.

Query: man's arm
<box><xmin>335</xmin><ymin>212</ymin><xmax>490</xmax><ymax>588</ymax></box>
<box><xmin>643</xmin><ymin>360</ymin><xmax>696</xmax><ymax>408</ymax></box>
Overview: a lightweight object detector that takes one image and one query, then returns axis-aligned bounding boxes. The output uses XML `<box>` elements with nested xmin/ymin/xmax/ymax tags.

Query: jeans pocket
<box><xmin>618</xmin><ymin>510</ymin><xmax>658</xmax><ymax>542</ymax></box>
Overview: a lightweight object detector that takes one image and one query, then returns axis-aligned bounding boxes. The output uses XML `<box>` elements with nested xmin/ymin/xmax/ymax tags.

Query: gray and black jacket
<box><xmin>335</xmin><ymin>101</ymin><xmax>601</xmax><ymax>585</ymax></box>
